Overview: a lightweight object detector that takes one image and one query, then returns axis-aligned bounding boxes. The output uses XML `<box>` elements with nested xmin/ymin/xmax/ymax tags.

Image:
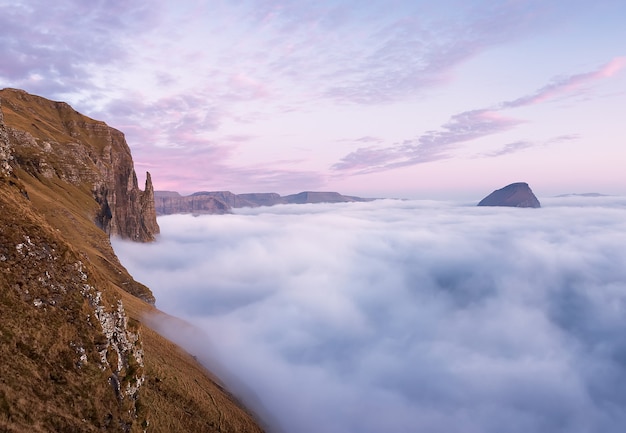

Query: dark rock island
<box><xmin>478</xmin><ymin>182</ymin><xmax>541</xmax><ymax>208</ymax></box>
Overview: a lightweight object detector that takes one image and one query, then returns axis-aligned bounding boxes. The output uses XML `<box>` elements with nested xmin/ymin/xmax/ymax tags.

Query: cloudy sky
<box><xmin>113</xmin><ymin>197</ymin><xmax>626</xmax><ymax>433</ymax></box>
<box><xmin>2</xmin><ymin>0</ymin><xmax>625</xmax><ymax>198</ymax></box>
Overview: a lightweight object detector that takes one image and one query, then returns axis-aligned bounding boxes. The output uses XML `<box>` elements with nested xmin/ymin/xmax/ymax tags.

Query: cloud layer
<box><xmin>114</xmin><ymin>196</ymin><xmax>626</xmax><ymax>433</ymax></box>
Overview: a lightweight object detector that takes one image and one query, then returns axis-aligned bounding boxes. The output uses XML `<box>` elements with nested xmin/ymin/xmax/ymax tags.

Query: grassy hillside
<box><xmin>0</xmin><ymin>89</ymin><xmax>266</xmax><ymax>433</ymax></box>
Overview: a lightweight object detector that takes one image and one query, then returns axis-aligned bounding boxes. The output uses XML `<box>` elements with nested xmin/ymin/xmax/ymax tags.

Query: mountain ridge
<box><xmin>155</xmin><ymin>189</ymin><xmax>375</xmax><ymax>215</ymax></box>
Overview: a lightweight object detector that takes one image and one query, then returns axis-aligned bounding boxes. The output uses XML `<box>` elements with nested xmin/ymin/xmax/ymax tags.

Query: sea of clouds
<box><xmin>113</xmin><ymin>196</ymin><xmax>626</xmax><ymax>433</ymax></box>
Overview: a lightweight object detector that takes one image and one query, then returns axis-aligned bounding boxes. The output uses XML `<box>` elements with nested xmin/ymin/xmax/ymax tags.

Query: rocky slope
<box><xmin>477</xmin><ymin>182</ymin><xmax>541</xmax><ymax>208</ymax></box>
<box><xmin>0</xmin><ymin>89</ymin><xmax>265</xmax><ymax>433</ymax></box>
<box><xmin>155</xmin><ymin>189</ymin><xmax>373</xmax><ymax>215</ymax></box>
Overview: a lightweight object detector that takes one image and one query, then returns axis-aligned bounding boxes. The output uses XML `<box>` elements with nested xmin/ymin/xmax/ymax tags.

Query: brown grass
<box><xmin>1</xmin><ymin>89</ymin><xmax>266</xmax><ymax>432</ymax></box>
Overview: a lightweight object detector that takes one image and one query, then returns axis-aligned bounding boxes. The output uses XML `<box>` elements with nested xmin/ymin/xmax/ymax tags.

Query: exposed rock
<box><xmin>478</xmin><ymin>182</ymin><xmax>541</xmax><ymax>208</ymax></box>
<box><xmin>154</xmin><ymin>189</ymin><xmax>374</xmax><ymax>215</ymax></box>
<box><xmin>0</xmin><ymin>190</ymin><xmax>147</xmax><ymax>431</ymax></box>
<box><xmin>0</xmin><ymin>88</ymin><xmax>159</xmax><ymax>242</ymax></box>
<box><xmin>0</xmin><ymin>99</ymin><xmax>13</xmax><ymax>178</ymax></box>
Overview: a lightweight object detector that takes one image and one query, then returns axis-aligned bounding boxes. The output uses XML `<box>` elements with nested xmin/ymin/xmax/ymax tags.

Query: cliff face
<box><xmin>0</xmin><ymin>183</ymin><xmax>147</xmax><ymax>432</ymax></box>
<box><xmin>477</xmin><ymin>182</ymin><xmax>541</xmax><ymax>208</ymax></box>
<box><xmin>0</xmin><ymin>88</ymin><xmax>158</xmax><ymax>242</ymax></box>
<box><xmin>155</xmin><ymin>189</ymin><xmax>373</xmax><ymax>215</ymax></box>
<box><xmin>0</xmin><ymin>89</ymin><xmax>265</xmax><ymax>433</ymax></box>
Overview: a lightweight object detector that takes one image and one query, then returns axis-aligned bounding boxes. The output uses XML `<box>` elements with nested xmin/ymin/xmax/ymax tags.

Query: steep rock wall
<box><xmin>0</xmin><ymin>90</ymin><xmax>266</xmax><ymax>432</ymax></box>
<box><xmin>0</xmin><ymin>88</ymin><xmax>159</xmax><ymax>241</ymax></box>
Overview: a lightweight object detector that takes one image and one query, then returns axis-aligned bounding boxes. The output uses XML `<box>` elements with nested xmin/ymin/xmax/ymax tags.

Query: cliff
<box><xmin>0</xmin><ymin>89</ymin><xmax>265</xmax><ymax>433</ymax></box>
<box><xmin>155</xmin><ymin>189</ymin><xmax>373</xmax><ymax>215</ymax></box>
<box><xmin>0</xmin><ymin>88</ymin><xmax>159</xmax><ymax>242</ymax></box>
<box><xmin>477</xmin><ymin>182</ymin><xmax>541</xmax><ymax>208</ymax></box>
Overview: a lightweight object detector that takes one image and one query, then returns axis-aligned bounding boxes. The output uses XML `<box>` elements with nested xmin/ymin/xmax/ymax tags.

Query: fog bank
<box><xmin>113</xmin><ymin>197</ymin><xmax>626</xmax><ymax>433</ymax></box>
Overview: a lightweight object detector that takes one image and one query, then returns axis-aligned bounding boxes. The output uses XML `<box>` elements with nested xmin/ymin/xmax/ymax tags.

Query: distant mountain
<box><xmin>555</xmin><ymin>193</ymin><xmax>610</xmax><ymax>198</ymax></box>
<box><xmin>154</xmin><ymin>190</ymin><xmax>375</xmax><ymax>215</ymax></box>
<box><xmin>282</xmin><ymin>191</ymin><xmax>371</xmax><ymax>204</ymax></box>
<box><xmin>478</xmin><ymin>182</ymin><xmax>541</xmax><ymax>208</ymax></box>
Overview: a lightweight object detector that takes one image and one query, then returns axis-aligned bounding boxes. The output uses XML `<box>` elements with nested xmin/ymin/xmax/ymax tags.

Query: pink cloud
<box><xmin>228</xmin><ymin>73</ymin><xmax>271</xmax><ymax>100</ymax></box>
<box><xmin>333</xmin><ymin>109</ymin><xmax>524</xmax><ymax>173</ymax></box>
<box><xmin>502</xmin><ymin>57</ymin><xmax>626</xmax><ymax>109</ymax></box>
<box><xmin>139</xmin><ymin>146</ymin><xmax>326</xmax><ymax>195</ymax></box>
<box><xmin>597</xmin><ymin>56</ymin><xmax>626</xmax><ymax>78</ymax></box>
<box><xmin>334</xmin><ymin>58</ymin><xmax>624</xmax><ymax>175</ymax></box>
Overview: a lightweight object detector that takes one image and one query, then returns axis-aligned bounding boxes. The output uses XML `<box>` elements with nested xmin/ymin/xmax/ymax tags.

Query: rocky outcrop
<box><xmin>155</xmin><ymin>189</ymin><xmax>374</xmax><ymax>215</ymax></box>
<box><xmin>0</xmin><ymin>100</ymin><xmax>12</xmax><ymax>178</ymax></box>
<box><xmin>0</xmin><ymin>88</ymin><xmax>159</xmax><ymax>241</ymax></box>
<box><xmin>478</xmin><ymin>182</ymin><xmax>541</xmax><ymax>208</ymax></box>
<box><xmin>0</xmin><ymin>186</ymin><xmax>147</xmax><ymax>431</ymax></box>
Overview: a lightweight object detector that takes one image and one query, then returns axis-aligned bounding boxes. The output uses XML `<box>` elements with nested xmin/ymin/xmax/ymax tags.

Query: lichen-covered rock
<box><xmin>0</xmin><ymin>100</ymin><xmax>13</xmax><ymax>178</ymax></box>
<box><xmin>79</xmin><ymin>267</ymin><xmax>145</xmax><ymax>411</ymax></box>
<box><xmin>0</xmin><ymin>188</ymin><xmax>147</xmax><ymax>431</ymax></box>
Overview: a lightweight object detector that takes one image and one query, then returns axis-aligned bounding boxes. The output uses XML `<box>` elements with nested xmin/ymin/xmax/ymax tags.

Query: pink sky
<box><xmin>1</xmin><ymin>0</ymin><xmax>625</xmax><ymax>199</ymax></box>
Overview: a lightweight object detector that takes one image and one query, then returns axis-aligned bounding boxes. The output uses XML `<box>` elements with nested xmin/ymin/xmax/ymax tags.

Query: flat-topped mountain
<box><xmin>155</xmin><ymin>189</ymin><xmax>374</xmax><ymax>215</ymax></box>
<box><xmin>0</xmin><ymin>88</ymin><xmax>265</xmax><ymax>433</ymax></box>
<box><xmin>282</xmin><ymin>191</ymin><xmax>368</xmax><ymax>204</ymax></box>
<box><xmin>555</xmin><ymin>192</ymin><xmax>609</xmax><ymax>198</ymax></box>
<box><xmin>478</xmin><ymin>182</ymin><xmax>541</xmax><ymax>208</ymax></box>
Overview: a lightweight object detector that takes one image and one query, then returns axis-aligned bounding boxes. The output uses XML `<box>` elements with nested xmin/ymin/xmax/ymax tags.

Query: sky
<box><xmin>113</xmin><ymin>196</ymin><xmax>626</xmax><ymax>433</ymax></box>
<box><xmin>1</xmin><ymin>0</ymin><xmax>625</xmax><ymax>198</ymax></box>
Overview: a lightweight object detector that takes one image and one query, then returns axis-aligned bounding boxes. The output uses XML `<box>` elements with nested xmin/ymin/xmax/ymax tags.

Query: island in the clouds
<box><xmin>555</xmin><ymin>192</ymin><xmax>610</xmax><ymax>198</ymax></box>
<box><xmin>477</xmin><ymin>182</ymin><xmax>541</xmax><ymax>208</ymax></box>
<box><xmin>154</xmin><ymin>190</ymin><xmax>376</xmax><ymax>215</ymax></box>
